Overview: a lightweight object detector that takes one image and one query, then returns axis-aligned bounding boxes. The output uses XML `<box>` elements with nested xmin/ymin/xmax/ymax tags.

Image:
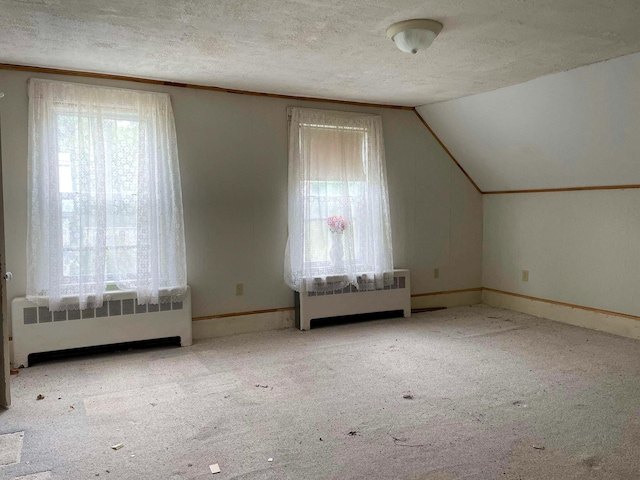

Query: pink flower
<box><xmin>327</xmin><ymin>215</ymin><xmax>346</xmax><ymax>234</ymax></box>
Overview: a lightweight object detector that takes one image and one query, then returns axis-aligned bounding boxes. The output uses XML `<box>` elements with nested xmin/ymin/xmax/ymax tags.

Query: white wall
<box><xmin>415</xmin><ymin>49</ymin><xmax>640</xmax><ymax>320</ymax></box>
<box><xmin>0</xmin><ymin>69</ymin><xmax>482</xmax><ymax>326</ymax></box>
<box><xmin>483</xmin><ymin>190</ymin><xmax>640</xmax><ymax>317</ymax></box>
<box><xmin>417</xmin><ymin>51</ymin><xmax>640</xmax><ymax>192</ymax></box>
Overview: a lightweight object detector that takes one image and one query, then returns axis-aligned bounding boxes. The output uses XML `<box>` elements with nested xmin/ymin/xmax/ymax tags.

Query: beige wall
<box><xmin>483</xmin><ymin>191</ymin><xmax>640</xmax><ymax>317</ymax></box>
<box><xmin>0</xmin><ymin>69</ymin><xmax>482</xmax><ymax>325</ymax></box>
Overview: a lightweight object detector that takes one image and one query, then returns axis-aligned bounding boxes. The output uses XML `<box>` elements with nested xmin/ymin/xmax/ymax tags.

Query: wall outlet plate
<box><xmin>521</xmin><ymin>270</ymin><xmax>529</xmax><ymax>282</ymax></box>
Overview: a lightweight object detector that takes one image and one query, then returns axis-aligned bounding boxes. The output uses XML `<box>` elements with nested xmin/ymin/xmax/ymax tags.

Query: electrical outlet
<box><xmin>235</xmin><ymin>283</ymin><xmax>244</xmax><ymax>295</ymax></box>
<box><xmin>434</xmin><ymin>268</ymin><xmax>440</xmax><ymax>279</ymax></box>
<box><xmin>521</xmin><ymin>270</ymin><xmax>529</xmax><ymax>282</ymax></box>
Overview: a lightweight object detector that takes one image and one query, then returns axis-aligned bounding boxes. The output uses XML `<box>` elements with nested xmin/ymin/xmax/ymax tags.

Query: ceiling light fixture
<box><xmin>386</xmin><ymin>19</ymin><xmax>443</xmax><ymax>54</ymax></box>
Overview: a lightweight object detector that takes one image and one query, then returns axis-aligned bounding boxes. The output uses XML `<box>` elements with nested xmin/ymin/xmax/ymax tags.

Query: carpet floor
<box><xmin>1</xmin><ymin>305</ymin><xmax>639</xmax><ymax>479</ymax></box>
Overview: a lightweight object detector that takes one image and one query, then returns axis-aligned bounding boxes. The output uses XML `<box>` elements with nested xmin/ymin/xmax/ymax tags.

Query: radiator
<box><xmin>11</xmin><ymin>287</ymin><xmax>192</xmax><ymax>368</ymax></box>
<box><xmin>296</xmin><ymin>269</ymin><xmax>410</xmax><ymax>330</ymax></box>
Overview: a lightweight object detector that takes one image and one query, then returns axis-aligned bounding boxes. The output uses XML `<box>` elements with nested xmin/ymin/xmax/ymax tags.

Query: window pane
<box><xmin>56</xmin><ymin>111</ymin><xmax>141</xmax><ymax>285</ymax></box>
<box><xmin>105</xmin><ymin>116</ymin><xmax>139</xmax><ymax>280</ymax></box>
<box><xmin>58</xmin><ymin>152</ymin><xmax>73</xmax><ymax>193</ymax></box>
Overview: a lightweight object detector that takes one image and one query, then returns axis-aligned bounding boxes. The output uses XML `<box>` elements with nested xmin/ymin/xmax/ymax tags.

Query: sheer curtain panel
<box><xmin>27</xmin><ymin>79</ymin><xmax>187</xmax><ymax>311</ymax></box>
<box><xmin>285</xmin><ymin>108</ymin><xmax>394</xmax><ymax>293</ymax></box>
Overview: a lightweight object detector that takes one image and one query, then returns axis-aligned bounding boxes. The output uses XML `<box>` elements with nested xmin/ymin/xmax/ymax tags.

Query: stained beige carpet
<box><xmin>1</xmin><ymin>305</ymin><xmax>639</xmax><ymax>479</ymax></box>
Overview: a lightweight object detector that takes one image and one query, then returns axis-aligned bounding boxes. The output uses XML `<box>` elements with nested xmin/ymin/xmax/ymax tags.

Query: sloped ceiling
<box><xmin>416</xmin><ymin>52</ymin><xmax>640</xmax><ymax>191</ymax></box>
<box><xmin>1</xmin><ymin>0</ymin><xmax>640</xmax><ymax>106</ymax></box>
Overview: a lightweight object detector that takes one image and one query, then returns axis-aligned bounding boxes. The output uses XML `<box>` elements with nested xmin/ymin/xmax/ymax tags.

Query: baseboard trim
<box><xmin>482</xmin><ymin>288</ymin><xmax>640</xmax><ymax>340</ymax></box>
<box><xmin>411</xmin><ymin>287</ymin><xmax>482</xmax><ymax>297</ymax></box>
<box><xmin>483</xmin><ymin>288</ymin><xmax>640</xmax><ymax>322</ymax></box>
<box><xmin>191</xmin><ymin>288</ymin><xmax>484</xmax><ymax>338</ymax></box>
<box><xmin>411</xmin><ymin>288</ymin><xmax>482</xmax><ymax>309</ymax></box>
<box><xmin>193</xmin><ymin>307</ymin><xmax>295</xmax><ymax>321</ymax></box>
<box><xmin>192</xmin><ymin>309</ymin><xmax>294</xmax><ymax>340</ymax></box>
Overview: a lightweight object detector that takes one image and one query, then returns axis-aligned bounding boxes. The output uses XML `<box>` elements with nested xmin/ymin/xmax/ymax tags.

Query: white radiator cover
<box><xmin>297</xmin><ymin>269</ymin><xmax>410</xmax><ymax>330</ymax></box>
<box><xmin>11</xmin><ymin>287</ymin><xmax>192</xmax><ymax>368</ymax></box>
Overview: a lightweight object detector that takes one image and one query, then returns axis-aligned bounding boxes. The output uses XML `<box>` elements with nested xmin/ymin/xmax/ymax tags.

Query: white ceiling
<box><xmin>1</xmin><ymin>1</ymin><xmax>640</xmax><ymax>106</ymax></box>
<box><xmin>417</xmin><ymin>52</ymin><xmax>640</xmax><ymax>191</ymax></box>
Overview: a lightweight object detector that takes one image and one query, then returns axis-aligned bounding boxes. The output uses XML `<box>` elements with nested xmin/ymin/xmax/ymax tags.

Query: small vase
<box><xmin>330</xmin><ymin>234</ymin><xmax>344</xmax><ymax>267</ymax></box>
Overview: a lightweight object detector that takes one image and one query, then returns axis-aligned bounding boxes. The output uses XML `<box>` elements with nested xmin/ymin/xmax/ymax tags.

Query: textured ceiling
<box><xmin>1</xmin><ymin>0</ymin><xmax>640</xmax><ymax>106</ymax></box>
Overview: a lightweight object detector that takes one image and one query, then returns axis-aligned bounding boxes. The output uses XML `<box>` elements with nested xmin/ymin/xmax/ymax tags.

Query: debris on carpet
<box><xmin>390</xmin><ymin>434</ymin><xmax>429</xmax><ymax>448</ymax></box>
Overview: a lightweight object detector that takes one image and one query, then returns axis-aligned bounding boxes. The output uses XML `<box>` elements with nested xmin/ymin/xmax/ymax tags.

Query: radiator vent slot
<box><xmin>23</xmin><ymin>297</ymin><xmax>184</xmax><ymax>325</ymax></box>
<box><xmin>307</xmin><ymin>275</ymin><xmax>406</xmax><ymax>297</ymax></box>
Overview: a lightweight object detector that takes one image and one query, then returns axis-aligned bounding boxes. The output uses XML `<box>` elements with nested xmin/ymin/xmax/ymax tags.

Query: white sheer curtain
<box><xmin>27</xmin><ymin>78</ymin><xmax>187</xmax><ymax>311</ymax></box>
<box><xmin>285</xmin><ymin>107</ymin><xmax>394</xmax><ymax>293</ymax></box>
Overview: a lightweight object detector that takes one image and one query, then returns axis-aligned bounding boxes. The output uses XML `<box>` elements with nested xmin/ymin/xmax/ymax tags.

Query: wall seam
<box><xmin>412</xmin><ymin>108</ymin><xmax>483</xmax><ymax>194</ymax></box>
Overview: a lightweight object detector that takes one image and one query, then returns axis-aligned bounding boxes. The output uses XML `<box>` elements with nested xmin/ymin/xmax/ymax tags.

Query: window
<box><xmin>27</xmin><ymin>79</ymin><xmax>187</xmax><ymax>311</ymax></box>
<box><xmin>56</xmin><ymin>112</ymin><xmax>139</xmax><ymax>284</ymax></box>
<box><xmin>284</xmin><ymin>108</ymin><xmax>393</xmax><ymax>293</ymax></box>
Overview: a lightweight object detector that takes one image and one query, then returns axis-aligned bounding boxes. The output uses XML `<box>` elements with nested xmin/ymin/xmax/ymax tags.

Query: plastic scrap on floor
<box><xmin>111</xmin><ymin>443</ymin><xmax>124</xmax><ymax>450</ymax></box>
<box><xmin>532</xmin><ymin>445</ymin><xmax>545</xmax><ymax>450</ymax></box>
<box><xmin>36</xmin><ymin>394</ymin><xmax>45</xmax><ymax>400</ymax></box>
<box><xmin>402</xmin><ymin>393</ymin><xmax>414</xmax><ymax>399</ymax></box>
<box><xmin>268</xmin><ymin>458</ymin><xmax>273</xmax><ymax>462</ymax></box>
<box><xmin>209</xmin><ymin>463</ymin><xmax>221</xmax><ymax>474</ymax></box>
